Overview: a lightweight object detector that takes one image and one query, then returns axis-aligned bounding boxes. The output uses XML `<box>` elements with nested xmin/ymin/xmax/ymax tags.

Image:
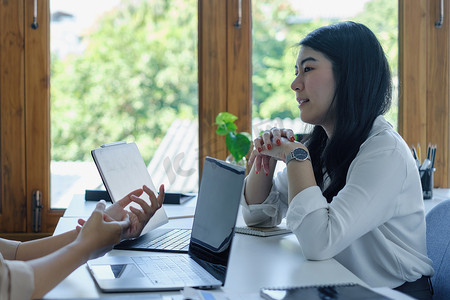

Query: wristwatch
<box><xmin>285</xmin><ymin>148</ymin><xmax>310</xmax><ymax>165</ymax></box>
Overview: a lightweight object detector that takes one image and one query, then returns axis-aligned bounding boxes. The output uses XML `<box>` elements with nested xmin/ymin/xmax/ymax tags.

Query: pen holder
<box><xmin>420</xmin><ymin>168</ymin><xmax>435</xmax><ymax>200</ymax></box>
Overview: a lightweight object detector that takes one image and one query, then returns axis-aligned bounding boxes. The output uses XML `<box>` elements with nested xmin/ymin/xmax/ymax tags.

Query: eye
<box><xmin>304</xmin><ymin>67</ymin><xmax>312</xmax><ymax>73</ymax></box>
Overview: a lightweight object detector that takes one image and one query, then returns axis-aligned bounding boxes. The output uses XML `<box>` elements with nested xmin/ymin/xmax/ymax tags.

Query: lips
<box><xmin>297</xmin><ymin>98</ymin><xmax>309</xmax><ymax>107</ymax></box>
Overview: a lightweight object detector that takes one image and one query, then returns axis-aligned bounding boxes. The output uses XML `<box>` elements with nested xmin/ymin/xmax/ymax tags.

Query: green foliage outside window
<box><xmin>252</xmin><ymin>0</ymin><xmax>398</xmax><ymax>128</ymax></box>
<box><xmin>51</xmin><ymin>0</ymin><xmax>197</xmax><ymax>161</ymax></box>
<box><xmin>51</xmin><ymin>0</ymin><xmax>398</xmax><ymax>162</ymax></box>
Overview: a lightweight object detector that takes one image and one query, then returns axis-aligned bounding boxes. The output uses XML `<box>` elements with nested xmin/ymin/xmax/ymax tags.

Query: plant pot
<box><xmin>226</xmin><ymin>154</ymin><xmax>247</xmax><ymax>168</ymax></box>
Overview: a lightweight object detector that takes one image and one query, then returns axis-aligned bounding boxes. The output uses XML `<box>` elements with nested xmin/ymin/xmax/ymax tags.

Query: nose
<box><xmin>291</xmin><ymin>75</ymin><xmax>304</xmax><ymax>92</ymax></box>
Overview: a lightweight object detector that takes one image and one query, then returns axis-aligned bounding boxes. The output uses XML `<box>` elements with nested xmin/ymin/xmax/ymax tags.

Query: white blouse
<box><xmin>242</xmin><ymin>116</ymin><xmax>434</xmax><ymax>288</ymax></box>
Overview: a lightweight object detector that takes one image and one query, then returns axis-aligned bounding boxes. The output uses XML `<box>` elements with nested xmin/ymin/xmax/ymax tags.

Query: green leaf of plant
<box><xmin>216</xmin><ymin>112</ymin><xmax>238</xmax><ymax>124</ymax></box>
<box><xmin>226</xmin><ymin>132</ymin><xmax>251</xmax><ymax>162</ymax></box>
<box><xmin>240</xmin><ymin>131</ymin><xmax>252</xmax><ymax>140</ymax></box>
<box><xmin>226</xmin><ymin>122</ymin><xmax>237</xmax><ymax>133</ymax></box>
<box><xmin>215</xmin><ymin>123</ymin><xmax>228</xmax><ymax>135</ymax></box>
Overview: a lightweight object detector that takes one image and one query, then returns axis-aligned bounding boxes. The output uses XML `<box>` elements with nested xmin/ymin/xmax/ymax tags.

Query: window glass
<box><xmin>252</xmin><ymin>0</ymin><xmax>398</xmax><ymax>135</ymax></box>
<box><xmin>50</xmin><ymin>0</ymin><xmax>198</xmax><ymax>208</ymax></box>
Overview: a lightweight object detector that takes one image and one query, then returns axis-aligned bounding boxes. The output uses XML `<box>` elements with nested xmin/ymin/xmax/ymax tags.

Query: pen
<box><xmin>417</xmin><ymin>143</ymin><xmax>421</xmax><ymax>163</ymax></box>
<box><xmin>426</xmin><ymin>143</ymin><xmax>431</xmax><ymax>160</ymax></box>
<box><xmin>411</xmin><ymin>146</ymin><xmax>420</xmax><ymax>169</ymax></box>
<box><xmin>168</xmin><ymin>215</ymin><xmax>195</xmax><ymax>220</ymax></box>
<box><xmin>411</xmin><ymin>146</ymin><xmax>417</xmax><ymax>159</ymax></box>
<box><xmin>431</xmin><ymin>144</ymin><xmax>437</xmax><ymax>169</ymax></box>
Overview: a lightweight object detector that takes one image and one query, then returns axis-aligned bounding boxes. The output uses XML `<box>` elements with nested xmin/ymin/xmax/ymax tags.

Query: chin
<box><xmin>299</xmin><ymin>114</ymin><xmax>312</xmax><ymax>124</ymax></box>
<box><xmin>300</xmin><ymin>115</ymin><xmax>319</xmax><ymax>127</ymax></box>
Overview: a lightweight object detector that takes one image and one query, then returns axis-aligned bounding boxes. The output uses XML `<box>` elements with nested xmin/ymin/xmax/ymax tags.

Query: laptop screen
<box><xmin>188</xmin><ymin>156</ymin><xmax>246</xmax><ymax>283</ymax></box>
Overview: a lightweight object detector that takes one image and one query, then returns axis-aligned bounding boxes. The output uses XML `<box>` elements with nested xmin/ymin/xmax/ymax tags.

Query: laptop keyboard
<box><xmin>132</xmin><ymin>255</ymin><xmax>218</xmax><ymax>286</ymax></box>
<box><xmin>136</xmin><ymin>229</ymin><xmax>191</xmax><ymax>251</ymax></box>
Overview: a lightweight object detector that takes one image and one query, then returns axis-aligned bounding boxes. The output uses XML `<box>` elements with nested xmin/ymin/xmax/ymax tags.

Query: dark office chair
<box><xmin>426</xmin><ymin>199</ymin><xmax>450</xmax><ymax>300</ymax></box>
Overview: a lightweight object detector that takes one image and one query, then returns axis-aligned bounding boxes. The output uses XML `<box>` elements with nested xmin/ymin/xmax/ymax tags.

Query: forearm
<box><xmin>244</xmin><ymin>159</ymin><xmax>277</xmax><ymax>204</ymax></box>
<box><xmin>16</xmin><ymin>229</ymin><xmax>78</xmax><ymax>261</ymax></box>
<box><xmin>29</xmin><ymin>240</ymin><xmax>92</xmax><ymax>299</ymax></box>
<box><xmin>287</xmin><ymin>160</ymin><xmax>316</xmax><ymax>203</ymax></box>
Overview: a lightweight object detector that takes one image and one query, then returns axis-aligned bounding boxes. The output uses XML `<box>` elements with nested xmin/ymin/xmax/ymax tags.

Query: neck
<box><xmin>322</xmin><ymin>125</ymin><xmax>333</xmax><ymax>139</ymax></box>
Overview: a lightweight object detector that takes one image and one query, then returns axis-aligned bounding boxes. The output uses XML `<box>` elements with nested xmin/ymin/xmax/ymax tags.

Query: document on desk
<box><xmin>260</xmin><ymin>283</ymin><xmax>391</xmax><ymax>300</ymax></box>
<box><xmin>59</xmin><ymin>296</ymin><xmax>166</xmax><ymax>300</ymax></box>
<box><xmin>91</xmin><ymin>142</ymin><xmax>168</xmax><ymax>236</ymax></box>
<box><xmin>235</xmin><ymin>220</ymin><xmax>291</xmax><ymax>237</ymax></box>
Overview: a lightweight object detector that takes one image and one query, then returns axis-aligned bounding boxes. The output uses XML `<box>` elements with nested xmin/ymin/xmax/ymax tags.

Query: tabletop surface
<box><xmin>42</xmin><ymin>190</ymin><xmax>435</xmax><ymax>299</ymax></box>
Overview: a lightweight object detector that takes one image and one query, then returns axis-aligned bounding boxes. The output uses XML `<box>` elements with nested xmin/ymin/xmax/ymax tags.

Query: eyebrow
<box><xmin>294</xmin><ymin>56</ymin><xmax>318</xmax><ymax>71</ymax></box>
<box><xmin>300</xmin><ymin>57</ymin><xmax>317</xmax><ymax>66</ymax></box>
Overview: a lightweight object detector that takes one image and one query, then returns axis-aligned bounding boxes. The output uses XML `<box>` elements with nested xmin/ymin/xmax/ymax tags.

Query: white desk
<box><xmin>44</xmin><ymin>194</ymin><xmax>416</xmax><ymax>299</ymax></box>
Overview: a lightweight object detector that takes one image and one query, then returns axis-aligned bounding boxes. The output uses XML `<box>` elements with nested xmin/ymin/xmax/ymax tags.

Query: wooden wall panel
<box><xmin>0</xmin><ymin>0</ymin><xmax>27</xmax><ymax>232</ymax></box>
<box><xmin>198</xmin><ymin>0</ymin><xmax>252</xmax><ymax>173</ymax></box>
<box><xmin>226</xmin><ymin>0</ymin><xmax>252</xmax><ymax>138</ymax></box>
<box><xmin>398</xmin><ymin>0</ymin><xmax>427</xmax><ymax>147</ymax></box>
<box><xmin>198</xmin><ymin>0</ymin><xmax>228</xmax><ymax>166</ymax></box>
<box><xmin>399</xmin><ymin>0</ymin><xmax>450</xmax><ymax>188</ymax></box>
<box><xmin>426</xmin><ymin>0</ymin><xmax>449</xmax><ymax>188</ymax></box>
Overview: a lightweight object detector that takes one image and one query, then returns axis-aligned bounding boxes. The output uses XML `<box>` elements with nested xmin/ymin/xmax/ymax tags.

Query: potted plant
<box><xmin>215</xmin><ymin>112</ymin><xmax>252</xmax><ymax>167</ymax></box>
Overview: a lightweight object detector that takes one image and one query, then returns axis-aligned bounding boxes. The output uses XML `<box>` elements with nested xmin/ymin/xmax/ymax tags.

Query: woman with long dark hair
<box><xmin>243</xmin><ymin>22</ymin><xmax>433</xmax><ymax>299</ymax></box>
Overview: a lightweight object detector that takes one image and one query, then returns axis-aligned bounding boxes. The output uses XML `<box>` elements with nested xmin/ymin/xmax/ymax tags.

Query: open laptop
<box><xmin>92</xmin><ymin>142</ymin><xmax>189</xmax><ymax>253</ymax></box>
<box><xmin>87</xmin><ymin>156</ymin><xmax>246</xmax><ymax>292</ymax></box>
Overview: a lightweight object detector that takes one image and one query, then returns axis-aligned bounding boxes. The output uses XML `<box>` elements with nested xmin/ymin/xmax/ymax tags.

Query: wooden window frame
<box><xmin>0</xmin><ymin>0</ymin><xmax>62</xmax><ymax>240</ymax></box>
<box><xmin>198</xmin><ymin>0</ymin><xmax>252</xmax><ymax>173</ymax></box>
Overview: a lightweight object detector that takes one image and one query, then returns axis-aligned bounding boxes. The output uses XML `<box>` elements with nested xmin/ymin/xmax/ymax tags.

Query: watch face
<box><xmin>293</xmin><ymin>148</ymin><xmax>308</xmax><ymax>160</ymax></box>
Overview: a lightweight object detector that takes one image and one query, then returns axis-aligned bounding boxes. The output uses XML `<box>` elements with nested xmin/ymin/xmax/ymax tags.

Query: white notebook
<box><xmin>91</xmin><ymin>142</ymin><xmax>168</xmax><ymax>236</ymax></box>
<box><xmin>235</xmin><ymin>224</ymin><xmax>291</xmax><ymax>237</ymax></box>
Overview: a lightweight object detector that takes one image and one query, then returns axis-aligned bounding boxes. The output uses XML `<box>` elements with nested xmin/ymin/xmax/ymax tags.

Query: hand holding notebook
<box><xmin>104</xmin><ymin>184</ymin><xmax>165</xmax><ymax>239</ymax></box>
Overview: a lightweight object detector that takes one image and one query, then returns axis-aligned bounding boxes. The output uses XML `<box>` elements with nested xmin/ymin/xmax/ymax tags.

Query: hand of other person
<box><xmin>119</xmin><ymin>184</ymin><xmax>165</xmax><ymax>239</ymax></box>
<box><xmin>78</xmin><ymin>185</ymin><xmax>165</xmax><ymax>240</ymax></box>
<box><xmin>75</xmin><ymin>200</ymin><xmax>130</xmax><ymax>260</ymax></box>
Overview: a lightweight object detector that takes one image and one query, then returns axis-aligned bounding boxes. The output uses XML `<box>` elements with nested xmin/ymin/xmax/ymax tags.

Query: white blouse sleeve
<box><xmin>241</xmin><ymin>168</ymin><xmax>290</xmax><ymax>227</ymax></box>
<box><xmin>286</xmin><ymin>134</ymin><xmax>419</xmax><ymax>260</ymax></box>
<box><xmin>0</xmin><ymin>239</ymin><xmax>34</xmax><ymax>300</ymax></box>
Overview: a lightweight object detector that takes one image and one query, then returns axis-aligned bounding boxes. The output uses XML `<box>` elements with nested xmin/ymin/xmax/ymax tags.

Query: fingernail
<box><xmin>267</xmin><ymin>144</ymin><xmax>272</xmax><ymax>150</ymax></box>
<box><xmin>258</xmin><ymin>147</ymin><xmax>262</xmax><ymax>152</ymax></box>
<box><xmin>276</xmin><ymin>139</ymin><xmax>281</xmax><ymax>145</ymax></box>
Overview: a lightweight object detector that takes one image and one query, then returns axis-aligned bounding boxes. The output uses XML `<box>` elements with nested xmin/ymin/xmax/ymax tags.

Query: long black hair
<box><xmin>300</xmin><ymin>21</ymin><xmax>392</xmax><ymax>202</ymax></box>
